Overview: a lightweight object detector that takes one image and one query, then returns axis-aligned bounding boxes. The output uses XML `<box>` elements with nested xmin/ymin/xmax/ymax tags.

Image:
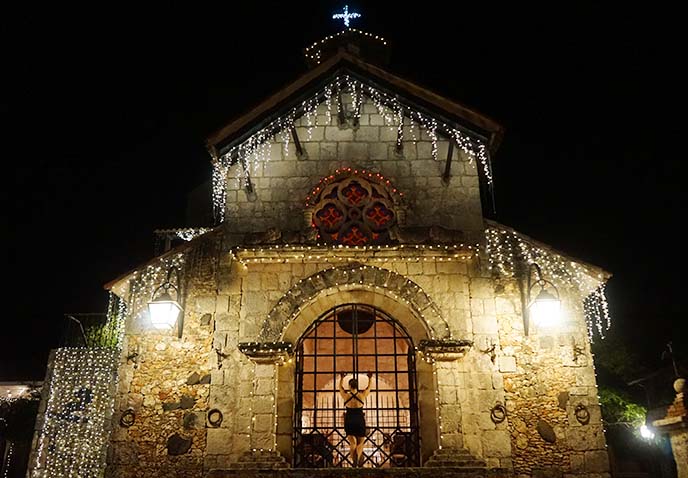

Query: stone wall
<box><xmin>102</xmin><ymin>103</ymin><xmax>609</xmax><ymax>476</ymax></box>
<box><xmin>222</xmin><ymin>95</ymin><xmax>484</xmax><ymax>238</ymax></box>
<box><xmin>493</xmin><ymin>278</ymin><xmax>609</xmax><ymax>477</ymax></box>
<box><xmin>107</xmin><ymin>245</ymin><xmax>219</xmax><ymax>478</ymax></box>
<box><xmin>105</xmin><ymin>240</ymin><xmax>609</xmax><ymax>477</ymax></box>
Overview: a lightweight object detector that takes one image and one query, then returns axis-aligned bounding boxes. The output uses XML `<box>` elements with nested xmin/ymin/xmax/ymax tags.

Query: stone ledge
<box><xmin>238</xmin><ymin>342</ymin><xmax>293</xmax><ymax>363</ymax></box>
<box><xmin>418</xmin><ymin>339</ymin><xmax>473</xmax><ymax>361</ymax></box>
<box><xmin>207</xmin><ymin>468</ymin><xmax>512</xmax><ymax>478</ymax></box>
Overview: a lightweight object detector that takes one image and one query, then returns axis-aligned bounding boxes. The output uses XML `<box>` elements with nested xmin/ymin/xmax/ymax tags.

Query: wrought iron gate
<box><xmin>293</xmin><ymin>304</ymin><xmax>420</xmax><ymax>468</ymax></box>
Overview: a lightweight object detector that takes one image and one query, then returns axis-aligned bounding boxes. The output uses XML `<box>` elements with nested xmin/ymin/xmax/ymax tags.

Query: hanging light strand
<box><xmin>211</xmin><ymin>75</ymin><xmax>493</xmax><ymax>223</ymax></box>
<box><xmin>485</xmin><ymin>226</ymin><xmax>611</xmax><ymax>341</ymax></box>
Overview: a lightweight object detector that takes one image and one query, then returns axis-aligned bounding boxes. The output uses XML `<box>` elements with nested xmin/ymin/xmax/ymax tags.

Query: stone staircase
<box><xmin>207</xmin><ymin>448</ymin><xmax>512</xmax><ymax>477</ymax></box>
<box><xmin>423</xmin><ymin>447</ymin><xmax>487</xmax><ymax>470</ymax></box>
<box><xmin>216</xmin><ymin>449</ymin><xmax>289</xmax><ymax>470</ymax></box>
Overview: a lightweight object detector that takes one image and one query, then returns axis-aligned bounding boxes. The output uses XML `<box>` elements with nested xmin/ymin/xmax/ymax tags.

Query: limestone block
<box><xmin>339</xmin><ymin>142</ymin><xmax>369</xmax><ymax>159</ymax></box>
<box><xmin>463</xmin><ymin>433</ymin><xmax>483</xmax><ymax>457</ymax></box>
<box><xmin>566</xmin><ymin>426</ymin><xmax>606</xmax><ymax>451</ymax></box>
<box><xmin>498</xmin><ymin>356</ymin><xmax>517</xmax><ymax>373</ymax></box>
<box><xmin>253</xmin><ymin>396</ymin><xmax>274</xmax><ymax>415</ymax></box>
<box><xmin>255</xmin><ymin>379</ymin><xmax>274</xmax><ymax>396</ymax></box>
<box><xmin>325</xmin><ymin>126</ymin><xmax>354</xmax><ymax>141</ymax></box>
<box><xmin>263</xmin><ymin>161</ymin><xmax>295</xmax><ymax>177</ymax></box>
<box><xmin>206</xmin><ymin>428</ymin><xmax>233</xmax><ymax>455</ymax></box>
<box><xmin>492</xmin><ymin>373</ymin><xmax>504</xmax><ymax>390</ymax></box>
<box><xmin>481</xmin><ymin>299</ymin><xmax>496</xmax><ymax>317</ymax></box>
<box><xmin>481</xmin><ymin>430</ymin><xmax>512</xmax><ymax>457</ymax></box>
<box><xmin>470</xmin><ymin>278</ymin><xmax>494</xmax><ymax>299</ymax></box>
<box><xmin>253</xmin><ymin>414</ymin><xmax>273</xmax><ymax>433</ymax></box>
<box><xmin>253</xmin><ymin>434</ymin><xmax>275</xmax><ymax>451</ymax></box>
<box><xmin>320</xmin><ymin>142</ymin><xmax>338</xmax><ymax>160</ymax></box>
<box><xmin>296</xmin><ymin>143</ymin><xmax>320</xmax><ymax>160</ymax></box>
<box><xmin>441</xmin><ymin>432</ymin><xmax>463</xmax><ymax>449</ymax></box>
<box><xmin>575</xmin><ymin>367</ymin><xmax>597</xmax><ymax>387</ymax></box>
<box><xmin>473</xmin><ymin>316</ymin><xmax>499</xmax><ymax>335</ymax></box>
<box><xmin>204</xmin><ymin>454</ymin><xmax>232</xmax><ymax>470</ymax></box>
<box><xmin>209</xmin><ymin>385</ymin><xmax>237</xmax><ymax>410</ymax></box>
<box><xmin>194</xmin><ymin>296</ymin><xmax>216</xmax><ymax>313</ymax></box>
<box><xmin>355</xmin><ymin>126</ymin><xmax>380</xmax><ymax>142</ymax></box>
<box><xmin>570</xmin><ymin>452</ymin><xmax>585</xmax><ymax>472</ymax></box>
<box><xmin>584</xmin><ymin>450</ymin><xmax>610</xmax><ymax>473</ymax></box>
<box><xmin>211</xmin><ymin>370</ymin><xmax>224</xmax><ymax>385</ymax></box>
<box><xmin>379</xmin><ymin>126</ymin><xmax>399</xmax><ymax>142</ymax></box>
<box><xmin>439</xmin><ymin>385</ymin><xmax>457</xmax><ymax>404</ymax></box>
<box><xmin>368</xmin><ymin>114</ymin><xmax>385</xmax><ymax>125</ymax></box>
<box><xmin>410</xmin><ymin>159</ymin><xmax>437</xmax><ymax>177</ymax></box>
<box><xmin>297</xmin><ymin>126</ymin><xmax>324</xmax><ymax>142</ymax></box>
<box><xmin>415</xmin><ymin>142</ymin><xmax>433</xmax><ymax>160</ymax></box>
<box><xmin>243</xmin><ymin>274</ymin><xmax>263</xmax><ymax>292</ymax></box>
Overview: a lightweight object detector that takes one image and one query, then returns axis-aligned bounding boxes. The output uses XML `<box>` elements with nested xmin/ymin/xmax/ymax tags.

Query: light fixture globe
<box><xmin>529</xmin><ymin>289</ymin><xmax>561</xmax><ymax>327</ymax></box>
<box><xmin>148</xmin><ymin>291</ymin><xmax>182</xmax><ymax>330</ymax></box>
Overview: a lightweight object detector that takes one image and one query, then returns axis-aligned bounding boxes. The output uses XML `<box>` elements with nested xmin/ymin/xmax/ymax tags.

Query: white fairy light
<box><xmin>485</xmin><ymin>225</ymin><xmax>611</xmax><ymax>341</ymax></box>
<box><xmin>32</xmin><ymin>348</ymin><xmax>119</xmax><ymax>478</ymax></box>
<box><xmin>332</xmin><ymin>5</ymin><xmax>361</xmax><ymax>28</ymax></box>
<box><xmin>212</xmin><ymin>75</ymin><xmax>493</xmax><ymax>223</ymax></box>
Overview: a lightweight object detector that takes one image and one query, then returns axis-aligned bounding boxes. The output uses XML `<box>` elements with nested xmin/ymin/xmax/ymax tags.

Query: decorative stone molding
<box><xmin>417</xmin><ymin>338</ymin><xmax>472</xmax><ymax>362</ymax></box>
<box><xmin>260</xmin><ymin>263</ymin><xmax>451</xmax><ymax>342</ymax></box>
<box><xmin>238</xmin><ymin>341</ymin><xmax>293</xmax><ymax>364</ymax></box>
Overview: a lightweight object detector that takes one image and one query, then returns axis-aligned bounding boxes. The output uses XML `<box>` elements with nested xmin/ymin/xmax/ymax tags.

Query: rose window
<box><xmin>311</xmin><ymin>176</ymin><xmax>396</xmax><ymax>245</ymax></box>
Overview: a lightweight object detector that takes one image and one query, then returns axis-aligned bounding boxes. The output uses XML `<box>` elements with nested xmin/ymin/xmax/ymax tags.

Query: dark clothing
<box><xmin>344</xmin><ymin>408</ymin><xmax>366</xmax><ymax>437</ymax></box>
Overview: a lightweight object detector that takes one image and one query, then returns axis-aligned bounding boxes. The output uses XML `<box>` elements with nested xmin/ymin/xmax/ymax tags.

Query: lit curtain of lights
<box><xmin>485</xmin><ymin>226</ymin><xmax>611</xmax><ymax>341</ymax></box>
<box><xmin>121</xmin><ymin>253</ymin><xmax>186</xmax><ymax>323</ymax></box>
<box><xmin>32</xmin><ymin>348</ymin><xmax>119</xmax><ymax>478</ymax></box>
<box><xmin>211</xmin><ymin>75</ymin><xmax>494</xmax><ymax>223</ymax></box>
<box><xmin>106</xmin><ymin>292</ymin><xmax>127</xmax><ymax>349</ymax></box>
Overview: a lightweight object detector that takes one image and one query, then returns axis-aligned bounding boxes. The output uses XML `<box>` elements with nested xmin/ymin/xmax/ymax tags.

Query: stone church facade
<box><xmin>28</xmin><ymin>31</ymin><xmax>612</xmax><ymax>478</ymax></box>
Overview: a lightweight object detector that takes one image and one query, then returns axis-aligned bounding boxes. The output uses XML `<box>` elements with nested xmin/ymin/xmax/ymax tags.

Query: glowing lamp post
<box><xmin>521</xmin><ymin>262</ymin><xmax>561</xmax><ymax>335</ymax></box>
<box><xmin>148</xmin><ymin>267</ymin><xmax>184</xmax><ymax>337</ymax></box>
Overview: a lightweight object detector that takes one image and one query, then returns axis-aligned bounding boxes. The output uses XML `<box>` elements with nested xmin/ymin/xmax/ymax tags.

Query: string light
<box><xmin>485</xmin><ymin>225</ymin><xmax>611</xmax><ymax>341</ymax></box>
<box><xmin>234</xmin><ymin>243</ymin><xmax>476</xmax><ymax>266</ymax></box>
<box><xmin>174</xmin><ymin>228</ymin><xmax>211</xmax><ymax>242</ymax></box>
<box><xmin>32</xmin><ymin>348</ymin><xmax>119</xmax><ymax>478</ymax></box>
<box><xmin>332</xmin><ymin>6</ymin><xmax>361</xmax><ymax>28</ymax></box>
<box><xmin>3</xmin><ymin>442</ymin><xmax>13</xmax><ymax>478</ymax></box>
<box><xmin>110</xmin><ymin>253</ymin><xmax>186</xmax><ymax>325</ymax></box>
<box><xmin>305</xmin><ymin>29</ymin><xmax>387</xmax><ymax>62</ymax></box>
<box><xmin>211</xmin><ymin>75</ymin><xmax>493</xmax><ymax>223</ymax></box>
<box><xmin>304</xmin><ymin>168</ymin><xmax>404</xmax><ymax>207</ymax></box>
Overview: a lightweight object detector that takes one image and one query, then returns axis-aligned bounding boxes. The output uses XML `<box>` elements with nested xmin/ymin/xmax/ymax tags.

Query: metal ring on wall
<box><xmin>120</xmin><ymin>409</ymin><xmax>135</xmax><ymax>428</ymax></box>
<box><xmin>207</xmin><ymin>409</ymin><xmax>223</xmax><ymax>427</ymax></box>
<box><xmin>490</xmin><ymin>403</ymin><xmax>507</xmax><ymax>423</ymax></box>
<box><xmin>574</xmin><ymin>404</ymin><xmax>590</xmax><ymax>425</ymax></box>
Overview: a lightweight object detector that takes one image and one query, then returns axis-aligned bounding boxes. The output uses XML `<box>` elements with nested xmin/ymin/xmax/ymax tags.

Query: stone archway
<box><xmin>274</xmin><ymin>287</ymin><xmax>440</xmax><ymax>466</ymax></box>
<box><xmin>259</xmin><ymin>263</ymin><xmax>451</xmax><ymax>343</ymax></box>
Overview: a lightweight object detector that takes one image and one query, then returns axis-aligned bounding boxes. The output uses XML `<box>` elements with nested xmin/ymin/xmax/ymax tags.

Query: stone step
<box><xmin>431</xmin><ymin>447</ymin><xmax>474</xmax><ymax>456</ymax></box>
<box><xmin>425</xmin><ymin>461</ymin><xmax>487</xmax><ymax>468</ymax></box>
<box><xmin>208</xmin><ymin>468</ymin><xmax>512</xmax><ymax>478</ymax></box>
<box><xmin>227</xmin><ymin>462</ymin><xmax>289</xmax><ymax>469</ymax></box>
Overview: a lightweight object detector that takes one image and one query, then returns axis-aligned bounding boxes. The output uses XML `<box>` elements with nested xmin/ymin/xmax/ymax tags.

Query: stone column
<box><xmin>250</xmin><ymin>363</ymin><xmax>278</xmax><ymax>450</ymax></box>
<box><xmin>652</xmin><ymin>378</ymin><xmax>688</xmax><ymax>478</ymax></box>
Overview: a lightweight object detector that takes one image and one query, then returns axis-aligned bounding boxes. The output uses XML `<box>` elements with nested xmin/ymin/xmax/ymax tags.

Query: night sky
<box><xmin>3</xmin><ymin>2</ymin><xmax>684</xmax><ymax>381</ymax></box>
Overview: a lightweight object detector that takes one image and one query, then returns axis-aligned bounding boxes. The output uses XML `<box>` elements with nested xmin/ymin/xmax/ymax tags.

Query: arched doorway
<box><xmin>293</xmin><ymin>304</ymin><xmax>420</xmax><ymax>468</ymax></box>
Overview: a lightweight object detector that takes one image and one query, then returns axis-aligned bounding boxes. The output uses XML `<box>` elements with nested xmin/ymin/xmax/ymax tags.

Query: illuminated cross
<box><xmin>332</xmin><ymin>5</ymin><xmax>361</xmax><ymax>28</ymax></box>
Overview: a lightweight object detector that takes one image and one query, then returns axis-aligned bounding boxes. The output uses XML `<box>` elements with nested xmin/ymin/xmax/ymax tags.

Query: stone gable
<box><xmin>222</xmin><ymin>96</ymin><xmax>483</xmax><ymax>237</ymax></box>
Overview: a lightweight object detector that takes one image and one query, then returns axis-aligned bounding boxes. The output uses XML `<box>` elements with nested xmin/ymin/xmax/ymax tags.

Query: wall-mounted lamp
<box><xmin>521</xmin><ymin>262</ymin><xmax>561</xmax><ymax>335</ymax></box>
<box><xmin>148</xmin><ymin>266</ymin><xmax>184</xmax><ymax>338</ymax></box>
